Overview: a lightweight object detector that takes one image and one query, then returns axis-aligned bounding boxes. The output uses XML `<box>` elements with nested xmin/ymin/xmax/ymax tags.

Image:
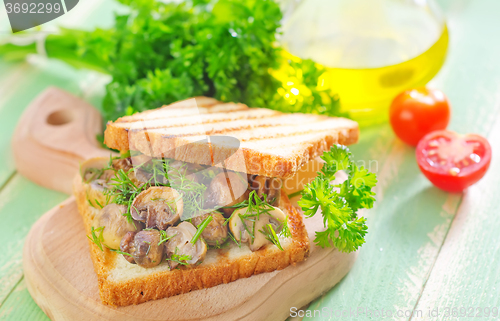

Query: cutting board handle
<box><xmin>12</xmin><ymin>87</ymin><xmax>112</xmax><ymax>194</ymax></box>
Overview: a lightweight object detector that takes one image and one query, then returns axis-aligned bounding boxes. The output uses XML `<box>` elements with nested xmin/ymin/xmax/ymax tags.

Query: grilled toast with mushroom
<box><xmin>74</xmin><ymin>97</ymin><xmax>359</xmax><ymax>306</ymax></box>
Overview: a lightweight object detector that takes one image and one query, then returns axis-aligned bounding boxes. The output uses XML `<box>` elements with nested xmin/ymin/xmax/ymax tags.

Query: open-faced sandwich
<box><xmin>73</xmin><ymin>97</ymin><xmax>366</xmax><ymax>306</ymax></box>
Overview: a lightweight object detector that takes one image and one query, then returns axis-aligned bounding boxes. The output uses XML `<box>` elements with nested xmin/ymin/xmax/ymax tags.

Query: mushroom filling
<box><xmin>95</xmin><ymin>204</ymin><xmax>141</xmax><ymax>249</ymax></box>
<box><xmin>82</xmin><ymin>158</ymin><xmax>115</xmax><ymax>183</ymax></box>
<box><xmin>120</xmin><ymin>231</ymin><xmax>136</xmax><ymax>264</ymax></box>
<box><xmin>112</xmin><ymin>155</ymin><xmax>182</xmax><ymax>186</ymax></box>
<box><xmin>191</xmin><ymin>212</ymin><xmax>228</xmax><ymax>247</ymax></box>
<box><xmin>229</xmin><ymin>206</ymin><xmax>287</xmax><ymax>251</ymax></box>
<box><xmin>248</xmin><ymin>175</ymin><xmax>282</xmax><ymax>206</ymax></box>
<box><xmin>86</xmin><ymin>179</ymin><xmax>112</xmax><ymax>208</ymax></box>
<box><xmin>204</xmin><ymin>172</ymin><xmax>249</xmax><ymax>216</ymax></box>
<box><xmin>131</xmin><ymin>187</ymin><xmax>183</xmax><ymax>230</ymax></box>
<box><xmin>120</xmin><ymin>230</ymin><xmax>164</xmax><ymax>268</ymax></box>
<box><xmin>84</xmin><ymin>155</ymin><xmax>290</xmax><ymax>269</ymax></box>
<box><xmin>165</xmin><ymin>222</ymin><xmax>207</xmax><ymax>269</ymax></box>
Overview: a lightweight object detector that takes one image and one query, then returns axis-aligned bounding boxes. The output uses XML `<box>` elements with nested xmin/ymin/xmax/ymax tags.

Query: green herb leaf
<box><xmin>223</xmin><ymin>190</ymin><xmax>274</xmax><ymax>243</ymax></box>
<box><xmin>191</xmin><ymin>215</ymin><xmax>213</xmax><ymax>244</ymax></box>
<box><xmin>0</xmin><ymin>0</ymin><xmax>342</xmax><ymax>123</ymax></box>
<box><xmin>166</xmin><ymin>247</ymin><xmax>193</xmax><ymax>267</ymax></box>
<box><xmin>298</xmin><ymin>145</ymin><xmax>377</xmax><ymax>253</ymax></box>
<box><xmin>260</xmin><ymin>223</ymin><xmax>283</xmax><ymax>251</ymax></box>
<box><xmin>158</xmin><ymin>230</ymin><xmax>174</xmax><ymax>246</ymax></box>
<box><xmin>87</xmin><ymin>226</ymin><xmax>135</xmax><ymax>256</ymax></box>
<box><xmin>110</xmin><ymin>248</ymin><xmax>133</xmax><ymax>257</ymax></box>
<box><xmin>87</xmin><ymin>226</ymin><xmax>105</xmax><ymax>251</ymax></box>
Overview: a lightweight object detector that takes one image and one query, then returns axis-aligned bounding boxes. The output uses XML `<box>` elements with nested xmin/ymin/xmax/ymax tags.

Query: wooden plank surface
<box><xmin>0</xmin><ymin>0</ymin><xmax>118</xmax><ymax>186</ymax></box>
<box><xmin>0</xmin><ymin>65</ymin><xmax>104</xmax><ymax>316</ymax></box>
<box><xmin>0</xmin><ymin>175</ymin><xmax>66</xmax><ymax>304</ymax></box>
<box><xmin>302</xmin><ymin>0</ymin><xmax>500</xmax><ymax>319</ymax></box>
<box><xmin>411</xmin><ymin>0</ymin><xmax>500</xmax><ymax>317</ymax></box>
<box><xmin>0</xmin><ymin>278</ymin><xmax>49</xmax><ymax>321</ymax></box>
<box><xmin>302</xmin><ymin>126</ymin><xmax>462</xmax><ymax>320</ymax></box>
<box><xmin>0</xmin><ymin>1</ymin><xmax>118</xmax><ymax>318</ymax></box>
<box><xmin>412</xmin><ymin>102</ymin><xmax>500</xmax><ymax>321</ymax></box>
<box><xmin>0</xmin><ymin>0</ymin><xmax>499</xmax><ymax>320</ymax></box>
<box><xmin>0</xmin><ymin>62</ymin><xmax>39</xmax><ymax>187</ymax></box>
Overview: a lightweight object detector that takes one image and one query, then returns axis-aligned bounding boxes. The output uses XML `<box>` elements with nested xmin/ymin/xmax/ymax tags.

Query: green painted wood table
<box><xmin>0</xmin><ymin>0</ymin><xmax>499</xmax><ymax>320</ymax></box>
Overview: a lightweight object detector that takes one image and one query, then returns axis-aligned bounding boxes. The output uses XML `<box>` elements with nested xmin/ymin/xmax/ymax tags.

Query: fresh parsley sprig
<box><xmin>0</xmin><ymin>0</ymin><xmax>342</xmax><ymax>123</ymax></box>
<box><xmin>298</xmin><ymin>145</ymin><xmax>377</xmax><ymax>253</ymax></box>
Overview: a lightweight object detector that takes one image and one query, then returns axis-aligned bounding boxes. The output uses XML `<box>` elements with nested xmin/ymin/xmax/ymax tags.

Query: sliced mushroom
<box><xmin>119</xmin><ymin>230</ymin><xmax>164</xmax><ymax>268</ymax></box>
<box><xmin>89</xmin><ymin>179</ymin><xmax>111</xmax><ymax>191</ymax></box>
<box><xmin>120</xmin><ymin>231</ymin><xmax>136</xmax><ymax>264</ymax></box>
<box><xmin>131</xmin><ymin>187</ymin><xmax>183</xmax><ymax>230</ymax></box>
<box><xmin>248</xmin><ymin>175</ymin><xmax>282</xmax><ymax>206</ymax></box>
<box><xmin>133</xmin><ymin>155</ymin><xmax>161</xmax><ymax>183</ymax></box>
<box><xmin>191</xmin><ymin>211</ymin><xmax>228</xmax><ymax>247</ymax></box>
<box><xmin>112</xmin><ymin>157</ymin><xmax>133</xmax><ymax>172</ymax></box>
<box><xmin>204</xmin><ymin>172</ymin><xmax>249</xmax><ymax>216</ymax></box>
<box><xmin>113</xmin><ymin>156</ymin><xmax>160</xmax><ymax>185</ymax></box>
<box><xmin>94</xmin><ymin>204</ymin><xmax>141</xmax><ymax>249</ymax></box>
<box><xmin>80</xmin><ymin>158</ymin><xmax>117</xmax><ymax>208</ymax></box>
<box><xmin>112</xmin><ymin>157</ymin><xmax>145</xmax><ymax>186</ymax></box>
<box><xmin>165</xmin><ymin>222</ymin><xmax>207</xmax><ymax>269</ymax></box>
<box><xmin>229</xmin><ymin>206</ymin><xmax>287</xmax><ymax>251</ymax></box>
<box><xmin>85</xmin><ymin>179</ymin><xmax>113</xmax><ymax>209</ymax></box>
<box><xmin>80</xmin><ymin>157</ymin><xmax>114</xmax><ymax>182</ymax></box>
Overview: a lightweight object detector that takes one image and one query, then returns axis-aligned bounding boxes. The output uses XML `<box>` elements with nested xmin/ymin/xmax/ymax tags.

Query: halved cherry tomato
<box><xmin>416</xmin><ymin>130</ymin><xmax>491</xmax><ymax>192</ymax></box>
<box><xmin>390</xmin><ymin>88</ymin><xmax>450</xmax><ymax>146</ymax></box>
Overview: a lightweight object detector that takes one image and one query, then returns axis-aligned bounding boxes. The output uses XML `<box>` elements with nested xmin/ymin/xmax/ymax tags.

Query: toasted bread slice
<box><xmin>73</xmin><ymin>162</ymin><xmax>310</xmax><ymax>306</ymax></box>
<box><xmin>104</xmin><ymin>98</ymin><xmax>358</xmax><ymax>179</ymax></box>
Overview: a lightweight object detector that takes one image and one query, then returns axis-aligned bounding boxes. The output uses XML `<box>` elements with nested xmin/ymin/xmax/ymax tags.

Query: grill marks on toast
<box><xmin>205</xmin><ymin>117</ymin><xmax>354</xmax><ymax>143</ymax></box>
<box><xmin>114</xmin><ymin>108</ymin><xmax>279</xmax><ymax>131</ymax></box>
<box><xmin>137</xmin><ymin>113</ymin><xmax>325</xmax><ymax>138</ymax></box>
<box><xmin>126</xmin><ymin>115</ymin><xmax>354</xmax><ymax>156</ymax></box>
<box><xmin>104</xmin><ymin>97</ymin><xmax>359</xmax><ymax>178</ymax></box>
<box><xmin>116</xmin><ymin>102</ymin><xmax>249</xmax><ymax>123</ymax></box>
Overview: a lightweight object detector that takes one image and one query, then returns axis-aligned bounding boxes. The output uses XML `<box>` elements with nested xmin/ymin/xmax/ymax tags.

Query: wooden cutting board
<box><xmin>12</xmin><ymin>87</ymin><xmax>111</xmax><ymax>195</ymax></box>
<box><xmin>24</xmin><ymin>197</ymin><xmax>355</xmax><ymax>321</ymax></box>
<box><xmin>17</xmin><ymin>88</ymin><xmax>356</xmax><ymax>321</ymax></box>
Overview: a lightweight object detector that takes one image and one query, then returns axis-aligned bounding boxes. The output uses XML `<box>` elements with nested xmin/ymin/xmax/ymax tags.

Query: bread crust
<box><xmin>73</xmin><ymin>168</ymin><xmax>309</xmax><ymax>306</ymax></box>
<box><xmin>104</xmin><ymin>97</ymin><xmax>359</xmax><ymax>179</ymax></box>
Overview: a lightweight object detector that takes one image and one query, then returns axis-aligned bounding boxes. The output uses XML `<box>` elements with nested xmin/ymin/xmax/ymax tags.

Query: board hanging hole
<box><xmin>46</xmin><ymin>109</ymin><xmax>74</xmax><ymax>126</ymax></box>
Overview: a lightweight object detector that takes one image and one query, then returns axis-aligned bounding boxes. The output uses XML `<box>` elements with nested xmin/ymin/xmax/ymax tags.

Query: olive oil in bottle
<box><xmin>280</xmin><ymin>0</ymin><xmax>449</xmax><ymax>125</ymax></box>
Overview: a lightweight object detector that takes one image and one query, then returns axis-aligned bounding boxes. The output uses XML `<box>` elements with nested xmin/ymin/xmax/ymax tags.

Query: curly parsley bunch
<box><xmin>0</xmin><ymin>0</ymin><xmax>341</xmax><ymax>122</ymax></box>
<box><xmin>298</xmin><ymin>145</ymin><xmax>377</xmax><ymax>253</ymax></box>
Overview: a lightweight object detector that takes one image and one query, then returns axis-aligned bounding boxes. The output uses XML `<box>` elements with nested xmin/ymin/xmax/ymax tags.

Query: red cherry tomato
<box><xmin>390</xmin><ymin>88</ymin><xmax>451</xmax><ymax>146</ymax></box>
<box><xmin>416</xmin><ymin>130</ymin><xmax>491</xmax><ymax>192</ymax></box>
